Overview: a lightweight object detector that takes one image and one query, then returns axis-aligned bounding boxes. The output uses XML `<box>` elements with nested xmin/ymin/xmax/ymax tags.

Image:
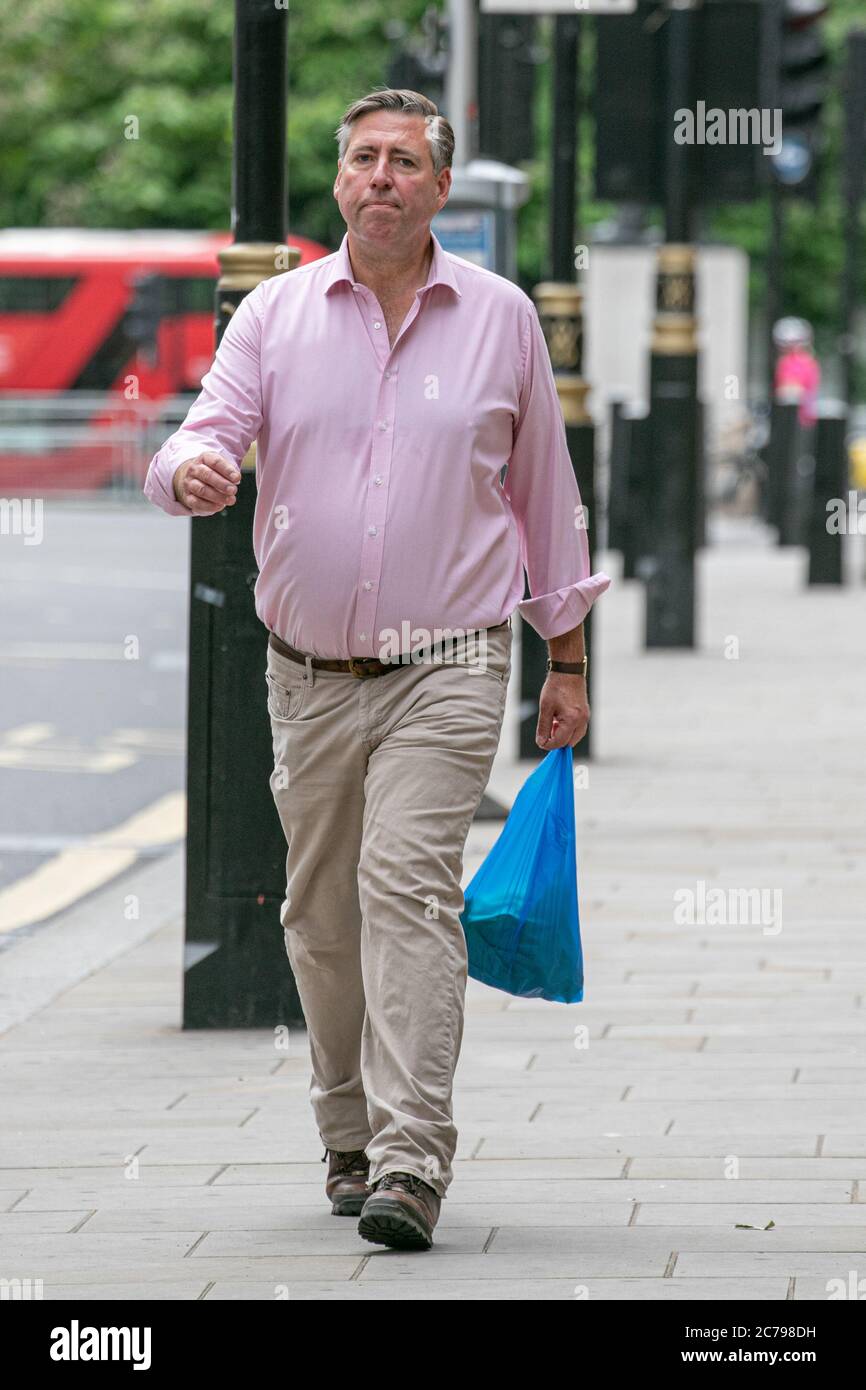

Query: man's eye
<box><xmin>354</xmin><ymin>154</ymin><xmax>414</xmax><ymax>166</ymax></box>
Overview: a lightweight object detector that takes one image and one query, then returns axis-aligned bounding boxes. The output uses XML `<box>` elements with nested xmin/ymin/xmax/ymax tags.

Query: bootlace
<box><xmin>376</xmin><ymin>1171</ymin><xmax>430</xmax><ymax>1197</ymax></box>
<box><xmin>322</xmin><ymin>1147</ymin><xmax>369</xmax><ymax>1176</ymax></box>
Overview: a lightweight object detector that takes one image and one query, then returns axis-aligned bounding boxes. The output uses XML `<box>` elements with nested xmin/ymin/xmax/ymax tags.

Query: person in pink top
<box><xmin>143</xmin><ymin>88</ymin><xmax>610</xmax><ymax>1250</ymax></box>
<box><xmin>773</xmin><ymin>318</ymin><xmax>821</xmax><ymax>428</ymax></box>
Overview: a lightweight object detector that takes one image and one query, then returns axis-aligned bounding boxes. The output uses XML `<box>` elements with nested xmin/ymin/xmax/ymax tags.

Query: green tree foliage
<box><xmin>0</xmin><ymin>0</ymin><xmax>429</xmax><ymax>236</ymax></box>
<box><xmin>0</xmin><ymin>1</ymin><xmax>235</xmax><ymax>228</ymax></box>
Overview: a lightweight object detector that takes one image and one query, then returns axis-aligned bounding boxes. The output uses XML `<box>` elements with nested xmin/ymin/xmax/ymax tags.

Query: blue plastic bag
<box><xmin>460</xmin><ymin>745</ymin><xmax>583</xmax><ymax>1003</ymax></box>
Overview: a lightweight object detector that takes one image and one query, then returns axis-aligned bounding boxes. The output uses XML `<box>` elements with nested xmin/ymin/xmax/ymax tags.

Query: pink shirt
<box><xmin>143</xmin><ymin>229</ymin><xmax>611</xmax><ymax>659</ymax></box>
<box><xmin>774</xmin><ymin>349</ymin><xmax>821</xmax><ymax>427</ymax></box>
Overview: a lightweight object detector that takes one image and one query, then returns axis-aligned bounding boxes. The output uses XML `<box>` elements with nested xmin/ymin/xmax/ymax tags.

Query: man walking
<box><xmin>143</xmin><ymin>88</ymin><xmax>610</xmax><ymax>1250</ymax></box>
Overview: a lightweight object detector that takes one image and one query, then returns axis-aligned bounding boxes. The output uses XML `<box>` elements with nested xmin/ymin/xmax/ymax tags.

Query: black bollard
<box><xmin>607</xmin><ymin>397</ymin><xmax>627</xmax><ymax>557</ymax></box>
<box><xmin>808</xmin><ymin>405</ymin><xmax>848</xmax><ymax>585</ymax></box>
<box><xmin>643</xmin><ymin>352</ymin><xmax>699</xmax><ymax>648</ymax></box>
<box><xmin>767</xmin><ymin>394</ymin><xmax>801</xmax><ymax>543</ymax></box>
<box><xmin>694</xmin><ymin>397</ymin><xmax>706</xmax><ymax>550</ymax></box>
<box><xmin>618</xmin><ymin>404</ymin><xmax>651</xmax><ymax>582</ymax></box>
<box><xmin>644</xmin><ymin>243</ymin><xmax>700</xmax><ymax>650</ymax></box>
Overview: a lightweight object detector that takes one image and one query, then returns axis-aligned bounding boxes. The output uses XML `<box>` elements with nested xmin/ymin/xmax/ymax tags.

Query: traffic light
<box><xmin>478</xmin><ymin>13</ymin><xmax>539</xmax><ymax>164</ymax></box>
<box><xmin>126</xmin><ymin>271</ymin><xmax>163</xmax><ymax>368</ymax></box>
<box><xmin>594</xmin><ymin>0</ymin><xmax>662</xmax><ymax>204</ymax></box>
<box><xmin>841</xmin><ymin>27</ymin><xmax>866</xmax><ymax>210</ymax></box>
<box><xmin>770</xmin><ymin>0</ymin><xmax>831</xmax><ymax>200</ymax></box>
<box><xmin>594</xmin><ymin>0</ymin><xmax>772</xmax><ymax>207</ymax></box>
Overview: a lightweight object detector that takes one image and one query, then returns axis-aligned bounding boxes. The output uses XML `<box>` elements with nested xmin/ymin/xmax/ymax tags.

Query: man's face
<box><xmin>333</xmin><ymin>111</ymin><xmax>451</xmax><ymax>252</ymax></box>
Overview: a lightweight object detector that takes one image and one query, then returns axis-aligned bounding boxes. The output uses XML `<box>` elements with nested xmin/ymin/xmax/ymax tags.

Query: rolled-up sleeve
<box><xmin>503</xmin><ymin>299</ymin><xmax>611</xmax><ymax>639</ymax></box>
<box><xmin>142</xmin><ymin>281</ymin><xmax>265</xmax><ymax>516</ymax></box>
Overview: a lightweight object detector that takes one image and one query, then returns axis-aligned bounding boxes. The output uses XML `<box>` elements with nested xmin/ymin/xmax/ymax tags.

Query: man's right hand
<box><xmin>172</xmin><ymin>452</ymin><xmax>241</xmax><ymax>515</ymax></box>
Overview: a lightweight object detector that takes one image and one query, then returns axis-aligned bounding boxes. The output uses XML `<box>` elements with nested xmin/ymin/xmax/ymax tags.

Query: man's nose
<box><xmin>369</xmin><ymin>160</ymin><xmax>393</xmax><ymax>185</ymax></box>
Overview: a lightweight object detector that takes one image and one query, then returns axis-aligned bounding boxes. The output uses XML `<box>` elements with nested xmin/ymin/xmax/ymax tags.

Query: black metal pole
<box><xmin>549</xmin><ymin>14</ymin><xmax>580</xmax><ymax>281</ymax></box>
<box><xmin>645</xmin><ymin>0</ymin><xmax>701</xmax><ymax>649</ymax></box>
<box><xmin>664</xmin><ymin>2</ymin><xmax>694</xmax><ymax>244</ymax></box>
<box><xmin>840</xmin><ymin>31</ymin><xmax>866</xmax><ymax>410</ymax></box>
<box><xmin>763</xmin><ymin>0</ymin><xmax>785</xmax><ymax>402</ymax></box>
<box><xmin>766</xmin><ymin>182</ymin><xmax>784</xmax><ymax>400</ymax></box>
<box><xmin>183</xmin><ymin>0</ymin><xmax>302</xmax><ymax>1029</ymax></box>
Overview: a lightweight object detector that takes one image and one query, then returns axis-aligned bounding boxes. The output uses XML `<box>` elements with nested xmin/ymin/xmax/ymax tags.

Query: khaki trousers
<box><xmin>265</xmin><ymin>619</ymin><xmax>512</xmax><ymax>1200</ymax></box>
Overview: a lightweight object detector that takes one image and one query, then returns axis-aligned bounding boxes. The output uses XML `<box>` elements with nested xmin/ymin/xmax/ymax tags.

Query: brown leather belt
<box><xmin>268</xmin><ymin>620</ymin><xmax>509</xmax><ymax>680</ymax></box>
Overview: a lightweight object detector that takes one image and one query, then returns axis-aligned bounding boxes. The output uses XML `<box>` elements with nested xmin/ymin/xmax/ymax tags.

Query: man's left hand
<box><xmin>536</xmin><ymin>674</ymin><xmax>590</xmax><ymax>749</ymax></box>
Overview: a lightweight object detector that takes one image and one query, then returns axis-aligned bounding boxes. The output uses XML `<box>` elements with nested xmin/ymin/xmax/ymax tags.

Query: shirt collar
<box><xmin>322</xmin><ymin>229</ymin><xmax>462</xmax><ymax>300</ymax></box>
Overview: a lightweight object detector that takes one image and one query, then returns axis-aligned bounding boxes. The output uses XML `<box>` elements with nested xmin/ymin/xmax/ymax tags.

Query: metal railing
<box><xmin>0</xmin><ymin>391</ymin><xmax>197</xmax><ymax>499</ymax></box>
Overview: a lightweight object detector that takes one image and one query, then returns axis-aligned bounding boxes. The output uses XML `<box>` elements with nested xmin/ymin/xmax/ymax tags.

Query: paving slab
<box><xmin>1</xmin><ymin>539</ymin><xmax>865</xmax><ymax>1299</ymax></box>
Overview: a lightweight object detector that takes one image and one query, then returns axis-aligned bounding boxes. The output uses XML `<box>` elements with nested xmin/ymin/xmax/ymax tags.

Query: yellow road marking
<box><xmin>3</xmin><ymin>723</ymin><xmax>56</xmax><ymax>745</ymax></box>
<box><xmin>0</xmin><ymin>793</ymin><xmax>186</xmax><ymax>934</ymax></box>
<box><xmin>0</xmin><ymin>725</ymin><xmax>185</xmax><ymax>772</ymax></box>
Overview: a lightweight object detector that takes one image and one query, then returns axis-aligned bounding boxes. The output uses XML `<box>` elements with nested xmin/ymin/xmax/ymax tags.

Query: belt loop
<box><xmin>305</xmin><ymin>654</ymin><xmax>315</xmax><ymax>687</ymax></box>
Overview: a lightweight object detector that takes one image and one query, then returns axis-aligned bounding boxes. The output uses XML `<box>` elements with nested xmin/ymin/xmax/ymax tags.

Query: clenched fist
<box><xmin>172</xmin><ymin>451</ymin><xmax>241</xmax><ymax>515</ymax></box>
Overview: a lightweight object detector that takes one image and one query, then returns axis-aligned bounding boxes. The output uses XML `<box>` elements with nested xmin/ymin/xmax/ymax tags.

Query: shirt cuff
<box><xmin>142</xmin><ymin>436</ymin><xmax>216</xmax><ymax>517</ymax></box>
<box><xmin>516</xmin><ymin>571</ymin><xmax>612</xmax><ymax>640</ymax></box>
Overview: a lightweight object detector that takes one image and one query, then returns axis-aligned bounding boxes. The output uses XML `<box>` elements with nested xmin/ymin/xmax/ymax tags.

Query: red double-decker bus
<box><xmin>0</xmin><ymin>228</ymin><xmax>331</xmax><ymax>492</ymax></box>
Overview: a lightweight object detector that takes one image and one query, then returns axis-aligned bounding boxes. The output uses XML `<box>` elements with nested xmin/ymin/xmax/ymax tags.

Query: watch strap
<box><xmin>547</xmin><ymin>656</ymin><xmax>587</xmax><ymax>676</ymax></box>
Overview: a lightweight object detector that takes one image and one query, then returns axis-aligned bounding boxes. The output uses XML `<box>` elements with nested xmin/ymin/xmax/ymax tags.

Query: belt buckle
<box><xmin>347</xmin><ymin>657</ymin><xmax>380</xmax><ymax>679</ymax></box>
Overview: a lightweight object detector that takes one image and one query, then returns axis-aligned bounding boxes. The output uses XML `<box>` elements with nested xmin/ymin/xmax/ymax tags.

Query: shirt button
<box><xmin>363</xmin><ymin>581</ymin><xmax>373</xmax><ymax>591</ymax></box>
<box><xmin>359</xmin><ymin>632</ymin><xmax>368</xmax><ymax>641</ymax></box>
<box><xmin>373</xmin><ymin>320</ymin><xmax>382</xmax><ymax>329</ymax></box>
<box><xmin>368</xmin><ymin>525</ymin><xmax>378</xmax><ymax>536</ymax></box>
<box><xmin>374</xmin><ymin>475</ymin><xmax>383</xmax><ymax>485</ymax></box>
<box><xmin>378</xmin><ymin>420</ymin><xmax>388</xmax><ymax>431</ymax></box>
<box><xmin>385</xmin><ymin>370</ymin><xmax>395</xmax><ymax>379</ymax></box>
<box><xmin>352</xmin><ymin>285</ymin><xmax>361</xmax><ymax>293</ymax></box>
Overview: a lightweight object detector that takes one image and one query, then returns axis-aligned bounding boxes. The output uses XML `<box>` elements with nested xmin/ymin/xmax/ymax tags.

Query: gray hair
<box><xmin>335</xmin><ymin>88</ymin><xmax>455</xmax><ymax>175</ymax></box>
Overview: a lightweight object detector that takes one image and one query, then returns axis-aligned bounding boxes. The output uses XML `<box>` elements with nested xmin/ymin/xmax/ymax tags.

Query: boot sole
<box><xmin>357</xmin><ymin>1197</ymin><xmax>433</xmax><ymax>1250</ymax></box>
<box><xmin>331</xmin><ymin>1193</ymin><xmax>367</xmax><ymax>1217</ymax></box>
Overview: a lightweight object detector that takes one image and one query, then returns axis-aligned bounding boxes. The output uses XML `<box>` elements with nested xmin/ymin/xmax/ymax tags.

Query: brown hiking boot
<box><xmin>357</xmin><ymin>1170</ymin><xmax>442</xmax><ymax>1250</ymax></box>
<box><xmin>322</xmin><ymin>1147</ymin><xmax>370</xmax><ymax>1216</ymax></box>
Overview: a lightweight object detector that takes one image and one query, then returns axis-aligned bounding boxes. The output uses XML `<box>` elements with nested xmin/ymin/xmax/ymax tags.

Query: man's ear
<box><xmin>436</xmin><ymin>168</ymin><xmax>452</xmax><ymax>213</ymax></box>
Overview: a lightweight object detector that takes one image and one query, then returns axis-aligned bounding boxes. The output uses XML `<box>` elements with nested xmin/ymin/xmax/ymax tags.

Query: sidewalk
<box><xmin>2</xmin><ymin>530</ymin><xmax>865</xmax><ymax>1300</ymax></box>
